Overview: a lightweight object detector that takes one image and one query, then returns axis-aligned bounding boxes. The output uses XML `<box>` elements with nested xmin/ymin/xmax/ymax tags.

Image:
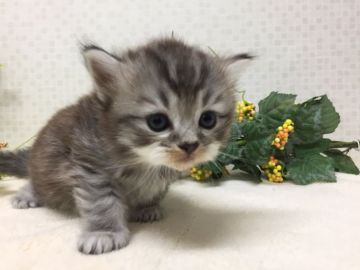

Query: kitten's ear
<box><xmin>82</xmin><ymin>45</ymin><xmax>121</xmax><ymax>95</ymax></box>
<box><xmin>223</xmin><ymin>53</ymin><xmax>255</xmax><ymax>82</ymax></box>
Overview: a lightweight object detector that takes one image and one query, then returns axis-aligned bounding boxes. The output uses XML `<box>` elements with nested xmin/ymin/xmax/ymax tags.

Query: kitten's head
<box><xmin>83</xmin><ymin>38</ymin><xmax>252</xmax><ymax>171</ymax></box>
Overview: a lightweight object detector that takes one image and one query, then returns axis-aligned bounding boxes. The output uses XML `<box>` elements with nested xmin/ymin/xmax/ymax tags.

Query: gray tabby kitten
<box><xmin>0</xmin><ymin>38</ymin><xmax>251</xmax><ymax>254</ymax></box>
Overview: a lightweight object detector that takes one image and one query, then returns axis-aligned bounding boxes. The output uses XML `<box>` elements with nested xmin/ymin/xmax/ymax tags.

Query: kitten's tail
<box><xmin>0</xmin><ymin>149</ymin><xmax>29</xmax><ymax>178</ymax></box>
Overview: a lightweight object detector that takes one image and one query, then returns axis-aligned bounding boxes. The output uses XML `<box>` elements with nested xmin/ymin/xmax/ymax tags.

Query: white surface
<box><xmin>1</xmin><ymin>175</ymin><xmax>360</xmax><ymax>270</ymax></box>
<box><xmin>1</xmin><ymin>0</ymin><xmax>360</xmax><ymax>146</ymax></box>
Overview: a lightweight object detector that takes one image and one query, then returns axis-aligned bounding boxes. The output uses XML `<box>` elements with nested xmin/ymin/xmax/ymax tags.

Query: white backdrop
<box><xmin>0</xmin><ymin>0</ymin><xmax>359</xmax><ymax>152</ymax></box>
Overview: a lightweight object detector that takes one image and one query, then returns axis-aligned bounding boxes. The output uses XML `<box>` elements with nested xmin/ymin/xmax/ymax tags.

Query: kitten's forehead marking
<box><xmin>144</xmin><ymin>43</ymin><xmax>211</xmax><ymax>97</ymax></box>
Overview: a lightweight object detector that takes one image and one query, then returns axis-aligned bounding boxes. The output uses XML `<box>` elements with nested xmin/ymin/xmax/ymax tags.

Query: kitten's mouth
<box><xmin>135</xmin><ymin>143</ymin><xmax>221</xmax><ymax>171</ymax></box>
<box><xmin>167</xmin><ymin>151</ymin><xmax>207</xmax><ymax>171</ymax></box>
<box><xmin>177</xmin><ymin>154</ymin><xmax>195</xmax><ymax>162</ymax></box>
<box><xmin>162</xmin><ymin>143</ymin><xmax>222</xmax><ymax>171</ymax></box>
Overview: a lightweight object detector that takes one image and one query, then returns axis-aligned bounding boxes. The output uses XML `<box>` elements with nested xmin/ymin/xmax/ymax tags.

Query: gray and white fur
<box><xmin>0</xmin><ymin>38</ymin><xmax>252</xmax><ymax>254</ymax></box>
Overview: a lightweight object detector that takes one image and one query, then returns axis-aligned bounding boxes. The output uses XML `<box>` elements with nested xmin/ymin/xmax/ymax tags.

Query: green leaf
<box><xmin>292</xmin><ymin>95</ymin><xmax>340</xmax><ymax>144</ymax></box>
<box><xmin>217</xmin><ymin>141</ymin><xmax>244</xmax><ymax>165</ymax></box>
<box><xmin>317</xmin><ymin>96</ymin><xmax>340</xmax><ymax>133</ymax></box>
<box><xmin>294</xmin><ymin>138</ymin><xmax>331</xmax><ymax>158</ymax></box>
<box><xmin>258</xmin><ymin>92</ymin><xmax>297</xmax><ymax>129</ymax></box>
<box><xmin>241</xmin><ymin>119</ymin><xmax>272</xmax><ymax>139</ymax></box>
<box><xmin>258</xmin><ymin>92</ymin><xmax>297</xmax><ymax>114</ymax></box>
<box><xmin>287</xmin><ymin>153</ymin><xmax>336</xmax><ymax>184</ymax></box>
<box><xmin>239</xmin><ymin>118</ymin><xmax>274</xmax><ymax>166</ymax></box>
<box><xmin>324</xmin><ymin>149</ymin><xmax>360</xmax><ymax>175</ymax></box>
<box><xmin>233</xmin><ymin>160</ymin><xmax>262</xmax><ymax>180</ymax></box>
<box><xmin>244</xmin><ymin>135</ymin><xmax>274</xmax><ymax>165</ymax></box>
<box><xmin>229</xmin><ymin>122</ymin><xmax>244</xmax><ymax>141</ymax></box>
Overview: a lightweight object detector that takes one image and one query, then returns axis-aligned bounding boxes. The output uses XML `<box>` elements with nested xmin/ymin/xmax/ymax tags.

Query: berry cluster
<box><xmin>236</xmin><ymin>100</ymin><xmax>256</xmax><ymax>122</ymax></box>
<box><xmin>190</xmin><ymin>167</ymin><xmax>212</xmax><ymax>181</ymax></box>
<box><xmin>272</xmin><ymin>119</ymin><xmax>294</xmax><ymax>150</ymax></box>
<box><xmin>263</xmin><ymin>156</ymin><xmax>284</xmax><ymax>183</ymax></box>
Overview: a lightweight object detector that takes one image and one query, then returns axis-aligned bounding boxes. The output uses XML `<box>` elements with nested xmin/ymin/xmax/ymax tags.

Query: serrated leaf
<box><xmin>324</xmin><ymin>149</ymin><xmax>360</xmax><ymax>175</ymax></box>
<box><xmin>257</xmin><ymin>92</ymin><xmax>298</xmax><ymax>129</ymax></box>
<box><xmin>258</xmin><ymin>92</ymin><xmax>297</xmax><ymax>115</ymax></box>
<box><xmin>244</xmin><ymin>135</ymin><xmax>274</xmax><ymax>165</ymax></box>
<box><xmin>294</xmin><ymin>138</ymin><xmax>331</xmax><ymax>158</ymax></box>
<box><xmin>292</xmin><ymin>95</ymin><xmax>340</xmax><ymax>144</ymax></box>
<box><xmin>287</xmin><ymin>153</ymin><xmax>336</xmax><ymax>184</ymax></box>
<box><xmin>217</xmin><ymin>141</ymin><xmax>243</xmax><ymax>165</ymax></box>
<box><xmin>317</xmin><ymin>96</ymin><xmax>340</xmax><ymax>133</ymax></box>
<box><xmin>241</xmin><ymin>119</ymin><xmax>272</xmax><ymax>139</ymax></box>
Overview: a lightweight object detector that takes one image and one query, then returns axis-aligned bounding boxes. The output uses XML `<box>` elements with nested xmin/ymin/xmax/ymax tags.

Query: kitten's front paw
<box><xmin>77</xmin><ymin>230</ymin><xmax>130</xmax><ymax>255</ymax></box>
<box><xmin>130</xmin><ymin>205</ymin><xmax>163</xmax><ymax>223</ymax></box>
<box><xmin>11</xmin><ymin>193</ymin><xmax>40</xmax><ymax>209</ymax></box>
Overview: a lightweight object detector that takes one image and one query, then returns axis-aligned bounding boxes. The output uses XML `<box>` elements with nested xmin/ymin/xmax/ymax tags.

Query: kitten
<box><xmin>0</xmin><ymin>38</ymin><xmax>252</xmax><ymax>254</ymax></box>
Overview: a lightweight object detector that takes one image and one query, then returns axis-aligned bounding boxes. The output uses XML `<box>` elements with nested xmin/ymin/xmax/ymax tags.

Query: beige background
<box><xmin>1</xmin><ymin>2</ymin><xmax>360</xmax><ymax>269</ymax></box>
<box><xmin>0</xmin><ymin>0</ymin><xmax>359</xmax><ymax>155</ymax></box>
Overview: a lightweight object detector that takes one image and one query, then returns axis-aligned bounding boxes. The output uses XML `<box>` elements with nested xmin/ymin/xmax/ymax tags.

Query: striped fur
<box><xmin>0</xmin><ymin>37</ymin><xmax>251</xmax><ymax>254</ymax></box>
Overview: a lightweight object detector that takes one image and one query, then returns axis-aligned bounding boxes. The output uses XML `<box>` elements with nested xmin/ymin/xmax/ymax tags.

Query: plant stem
<box><xmin>329</xmin><ymin>140</ymin><xmax>359</xmax><ymax>149</ymax></box>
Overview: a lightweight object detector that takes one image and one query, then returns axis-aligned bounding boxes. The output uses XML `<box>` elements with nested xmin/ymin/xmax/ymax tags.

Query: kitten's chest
<box><xmin>115</xmin><ymin>165</ymin><xmax>179</xmax><ymax>207</ymax></box>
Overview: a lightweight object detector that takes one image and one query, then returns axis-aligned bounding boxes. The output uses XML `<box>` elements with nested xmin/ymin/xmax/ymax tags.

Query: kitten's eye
<box><xmin>199</xmin><ymin>111</ymin><xmax>217</xmax><ymax>129</ymax></box>
<box><xmin>146</xmin><ymin>113</ymin><xmax>170</xmax><ymax>132</ymax></box>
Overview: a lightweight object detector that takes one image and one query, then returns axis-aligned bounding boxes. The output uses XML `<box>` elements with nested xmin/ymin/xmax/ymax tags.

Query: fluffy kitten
<box><xmin>0</xmin><ymin>38</ymin><xmax>251</xmax><ymax>254</ymax></box>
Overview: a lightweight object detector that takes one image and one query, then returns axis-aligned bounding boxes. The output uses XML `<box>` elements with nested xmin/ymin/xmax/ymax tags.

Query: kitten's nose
<box><xmin>178</xmin><ymin>142</ymin><xmax>199</xmax><ymax>155</ymax></box>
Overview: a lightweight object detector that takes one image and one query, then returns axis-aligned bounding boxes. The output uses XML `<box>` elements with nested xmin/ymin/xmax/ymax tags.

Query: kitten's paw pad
<box><xmin>11</xmin><ymin>195</ymin><xmax>40</xmax><ymax>209</ymax></box>
<box><xmin>78</xmin><ymin>230</ymin><xmax>130</xmax><ymax>255</ymax></box>
<box><xmin>131</xmin><ymin>206</ymin><xmax>163</xmax><ymax>223</ymax></box>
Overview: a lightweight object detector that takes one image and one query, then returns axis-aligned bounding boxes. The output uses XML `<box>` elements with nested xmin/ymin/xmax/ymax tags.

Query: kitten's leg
<box><xmin>11</xmin><ymin>183</ymin><xmax>42</xmax><ymax>209</ymax></box>
<box><xmin>74</xmin><ymin>173</ymin><xmax>130</xmax><ymax>255</ymax></box>
<box><xmin>130</xmin><ymin>204</ymin><xmax>163</xmax><ymax>223</ymax></box>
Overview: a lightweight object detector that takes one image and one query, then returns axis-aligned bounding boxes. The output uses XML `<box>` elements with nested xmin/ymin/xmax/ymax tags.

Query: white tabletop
<box><xmin>1</xmin><ymin>173</ymin><xmax>360</xmax><ymax>270</ymax></box>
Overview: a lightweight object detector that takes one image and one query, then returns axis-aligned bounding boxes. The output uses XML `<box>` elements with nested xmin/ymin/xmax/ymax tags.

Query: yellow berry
<box><xmin>277</xmin><ymin>126</ymin><xmax>283</xmax><ymax>131</ymax></box>
<box><xmin>276</xmin><ymin>165</ymin><xmax>282</xmax><ymax>170</ymax></box>
<box><xmin>285</xmin><ymin>119</ymin><xmax>292</xmax><ymax>125</ymax></box>
<box><xmin>288</xmin><ymin>125</ymin><xmax>294</xmax><ymax>132</ymax></box>
<box><xmin>283</xmin><ymin>123</ymin><xmax>288</xmax><ymax>128</ymax></box>
<box><xmin>274</xmin><ymin>137</ymin><xmax>280</xmax><ymax>143</ymax></box>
